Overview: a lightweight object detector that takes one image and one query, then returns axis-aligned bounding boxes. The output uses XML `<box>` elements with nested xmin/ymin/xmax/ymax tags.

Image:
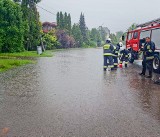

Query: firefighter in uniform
<box><xmin>119</xmin><ymin>46</ymin><xmax>129</xmax><ymax>67</ymax></box>
<box><xmin>103</xmin><ymin>38</ymin><xmax>114</xmax><ymax>71</ymax></box>
<box><xmin>113</xmin><ymin>42</ymin><xmax>123</xmax><ymax>68</ymax></box>
<box><xmin>139</xmin><ymin>37</ymin><xmax>155</xmax><ymax>78</ymax></box>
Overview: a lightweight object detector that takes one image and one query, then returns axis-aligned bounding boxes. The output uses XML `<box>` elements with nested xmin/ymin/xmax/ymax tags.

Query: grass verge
<box><xmin>0</xmin><ymin>50</ymin><xmax>53</xmax><ymax>58</ymax></box>
<box><xmin>0</xmin><ymin>59</ymin><xmax>35</xmax><ymax>72</ymax></box>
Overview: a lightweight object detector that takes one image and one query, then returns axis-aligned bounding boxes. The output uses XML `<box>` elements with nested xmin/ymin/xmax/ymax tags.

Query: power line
<box><xmin>37</xmin><ymin>5</ymin><xmax>56</xmax><ymax>16</ymax></box>
<box><xmin>38</xmin><ymin>3</ymin><xmax>58</xmax><ymax>12</ymax></box>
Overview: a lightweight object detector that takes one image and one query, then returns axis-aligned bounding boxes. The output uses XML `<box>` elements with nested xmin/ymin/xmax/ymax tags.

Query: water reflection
<box><xmin>128</xmin><ymin>72</ymin><xmax>160</xmax><ymax>121</ymax></box>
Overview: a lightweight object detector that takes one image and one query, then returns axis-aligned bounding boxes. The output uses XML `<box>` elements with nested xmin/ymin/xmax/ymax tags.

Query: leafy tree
<box><xmin>116</xmin><ymin>31</ymin><xmax>124</xmax><ymax>41</ymax></box>
<box><xmin>97</xmin><ymin>31</ymin><xmax>102</xmax><ymax>47</ymax></box>
<box><xmin>20</xmin><ymin>0</ymin><xmax>42</xmax><ymax>51</ymax></box>
<box><xmin>90</xmin><ymin>28</ymin><xmax>98</xmax><ymax>42</ymax></box>
<box><xmin>110</xmin><ymin>33</ymin><xmax>118</xmax><ymax>45</ymax></box>
<box><xmin>20</xmin><ymin>0</ymin><xmax>41</xmax><ymax>7</ymax></box>
<box><xmin>90</xmin><ymin>28</ymin><xmax>103</xmax><ymax>46</ymax></box>
<box><xmin>128</xmin><ymin>23</ymin><xmax>137</xmax><ymax>31</ymax></box>
<box><xmin>0</xmin><ymin>0</ymin><xmax>24</xmax><ymax>52</ymax></box>
<box><xmin>56</xmin><ymin>30</ymin><xmax>75</xmax><ymax>48</ymax></box>
<box><xmin>13</xmin><ymin>0</ymin><xmax>21</xmax><ymax>2</ymax></box>
<box><xmin>43</xmin><ymin>30</ymin><xmax>60</xmax><ymax>50</ymax></box>
<box><xmin>98</xmin><ymin>27</ymin><xmax>107</xmax><ymax>42</ymax></box>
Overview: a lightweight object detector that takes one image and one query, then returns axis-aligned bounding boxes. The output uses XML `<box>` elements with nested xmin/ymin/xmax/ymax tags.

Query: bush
<box><xmin>81</xmin><ymin>41</ymin><xmax>97</xmax><ymax>48</ymax></box>
<box><xmin>43</xmin><ymin>33</ymin><xmax>60</xmax><ymax>50</ymax></box>
<box><xmin>56</xmin><ymin>29</ymin><xmax>76</xmax><ymax>48</ymax></box>
<box><xmin>0</xmin><ymin>0</ymin><xmax>25</xmax><ymax>53</ymax></box>
<box><xmin>88</xmin><ymin>41</ymin><xmax>97</xmax><ymax>47</ymax></box>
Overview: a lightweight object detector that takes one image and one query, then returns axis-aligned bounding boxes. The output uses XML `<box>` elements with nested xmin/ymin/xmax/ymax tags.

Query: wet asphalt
<box><xmin>0</xmin><ymin>48</ymin><xmax>160</xmax><ymax>137</ymax></box>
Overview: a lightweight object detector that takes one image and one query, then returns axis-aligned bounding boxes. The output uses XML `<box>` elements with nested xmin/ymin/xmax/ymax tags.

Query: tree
<box><xmin>96</xmin><ymin>30</ymin><xmax>102</xmax><ymax>47</ymax></box>
<box><xmin>56</xmin><ymin>12</ymin><xmax>60</xmax><ymax>28</ymax></box>
<box><xmin>13</xmin><ymin>0</ymin><xmax>21</xmax><ymax>2</ymax></box>
<box><xmin>64</xmin><ymin>12</ymin><xmax>68</xmax><ymax>30</ymax></box>
<box><xmin>67</xmin><ymin>14</ymin><xmax>71</xmax><ymax>34</ymax></box>
<box><xmin>128</xmin><ymin>23</ymin><xmax>137</xmax><ymax>31</ymax></box>
<box><xmin>59</xmin><ymin>12</ymin><xmax>64</xmax><ymax>29</ymax></box>
<box><xmin>116</xmin><ymin>31</ymin><xmax>124</xmax><ymax>41</ymax></box>
<box><xmin>72</xmin><ymin>24</ymin><xmax>83</xmax><ymax>47</ymax></box>
<box><xmin>20</xmin><ymin>0</ymin><xmax>42</xmax><ymax>51</ymax></box>
<box><xmin>21</xmin><ymin>0</ymin><xmax>41</xmax><ymax>7</ymax></box>
<box><xmin>110</xmin><ymin>33</ymin><xmax>118</xmax><ymax>45</ymax></box>
<box><xmin>56</xmin><ymin>12</ymin><xmax>72</xmax><ymax>35</ymax></box>
<box><xmin>79</xmin><ymin>13</ymin><xmax>88</xmax><ymax>43</ymax></box>
<box><xmin>0</xmin><ymin>0</ymin><xmax>24</xmax><ymax>52</ymax></box>
<box><xmin>98</xmin><ymin>27</ymin><xmax>107</xmax><ymax>42</ymax></box>
<box><xmin>43</xmin><ymin>30</ymin><xmax>60</xmax><ymax>50</ymax></box>
<box><xmin>90</xmin><ymin>28</ymin><xmax>102</xmax><ymax>43</ymax></box>
<box><xmin>56</xmin><ymin>30</ymin><xmax>76</xmax><ymax>48</ymax></box>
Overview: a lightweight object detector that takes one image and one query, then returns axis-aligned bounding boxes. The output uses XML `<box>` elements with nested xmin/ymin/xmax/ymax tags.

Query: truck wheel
<box><xmin>128</xmin><ymin>53</ymin><xmax>134</xmax><ymax>63</ymax></box>
<box><xmin>153</xmin><ymin>55</ymin><xmax>160</xmax><ymax>74</ymax></box>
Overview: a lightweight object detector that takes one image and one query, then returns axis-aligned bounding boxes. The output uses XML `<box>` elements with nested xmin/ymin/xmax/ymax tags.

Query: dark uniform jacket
<box><xmin>113</xmin><ymin>44</ymin><xmax>120</xmax><ymax>56</ymax></box>
<box><xmin>143</xmin><ymin>41</ymin><xmax>155</xmax><ymax>57</ymax></box>
<box><xmin>120</xmin><ymin>49</ymin><xmax>129</xmax><ymax>57</ymax></box>
<box><xmin>103</xmin><ymin>43</ymin><xmax>114</xmax><ymax>56</ymax></box>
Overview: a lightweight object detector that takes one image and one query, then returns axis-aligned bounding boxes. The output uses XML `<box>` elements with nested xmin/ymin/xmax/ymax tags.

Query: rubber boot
<box><xmin>140</xmin><ymin>68</ymin><xmax>146</xmax><ymax>76</ymax></box>
<box><xmin>146</xmin><ymin>71</ymin><xmax>152</xmax><ymax>78</ymax></box>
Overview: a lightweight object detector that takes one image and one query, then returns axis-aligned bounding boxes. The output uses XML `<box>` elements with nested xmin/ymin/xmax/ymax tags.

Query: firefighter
<box><xmin>113</xmin><ymin>42</ymin><xmax>123</xmax><ymax>68</ymax></box>
<box><xmin>103</xmin><ymin>38</ymin><xmax>114</xmax><ymax>71</ymax></box>
<box><xmin>139</xmin><ymin>37</ymin><xmax>155</xmax><ymax>78</ymax></box>
<box><xmin>119</xmin><ymin>46</ymin><xmax>129</xmax><ymax>67</ymax></box>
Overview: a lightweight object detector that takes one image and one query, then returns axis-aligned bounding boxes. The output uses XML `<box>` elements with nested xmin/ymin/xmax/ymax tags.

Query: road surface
<box><xmin>0</xmin><ymin>48</ymin><xmax>160</xmax><ymax>137</ymax></box>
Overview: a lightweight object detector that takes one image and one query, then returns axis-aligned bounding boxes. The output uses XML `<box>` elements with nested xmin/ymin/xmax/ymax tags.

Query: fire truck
<box><xmin>122</xmin><ymin>18</ymin><xmax>160</xmax><ymax>73</ymax></box>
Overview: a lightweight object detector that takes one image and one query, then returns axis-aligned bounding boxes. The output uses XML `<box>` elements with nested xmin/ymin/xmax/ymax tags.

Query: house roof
<box><xmin>42</xmin><ymin>22</ymin><xmax>57</xmax><ymax>27</ymax></box>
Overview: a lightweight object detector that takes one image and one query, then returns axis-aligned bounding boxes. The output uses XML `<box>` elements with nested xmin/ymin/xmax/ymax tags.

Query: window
<box><xmin>151</xmin><ymin>28</ymin><xmax>160</xmax><ymax>49</ymax></box>
<box><xmin>133</xmin><ymin>32</ymin><xmax>138</xmax><ymax>39</ymax></box>
<box><xmin>128</xmin><ymin>33</ymin><xmax>132</xmax><ymax>40</ymax></box>
<box><xmin>140</xmin><ymin>30</ymin><xmax>151</xmax><ymax>39</ymax></box>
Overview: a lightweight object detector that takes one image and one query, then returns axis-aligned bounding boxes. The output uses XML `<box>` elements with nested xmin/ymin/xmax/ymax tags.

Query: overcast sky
<box><xmin>37</xmin><ymin>0</ymin><xmax>160</xmax><ymax>33</ymax></box>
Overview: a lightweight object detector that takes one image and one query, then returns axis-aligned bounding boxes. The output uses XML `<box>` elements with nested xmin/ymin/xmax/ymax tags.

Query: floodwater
<box><xmin>0</xmin><ymin>48</ymin><xmax>160</xmax><ymax>137</ymax></box>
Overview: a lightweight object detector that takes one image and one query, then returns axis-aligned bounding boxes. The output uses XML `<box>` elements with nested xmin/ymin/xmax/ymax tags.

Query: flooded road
<box><xmin>0</xmin><ymin>48</ymin><xmax>160</xmax><ymax>137</ymax></box>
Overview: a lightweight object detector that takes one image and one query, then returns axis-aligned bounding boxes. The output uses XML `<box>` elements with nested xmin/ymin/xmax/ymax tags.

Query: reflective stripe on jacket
<box><xmin>103</xmin><ymin>44</ymin><xmax>114</xmax><ymax>56</ymax></box>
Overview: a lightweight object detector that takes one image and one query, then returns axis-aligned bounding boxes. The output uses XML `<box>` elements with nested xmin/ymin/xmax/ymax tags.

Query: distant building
<box><xmin>42</xmin><ymin>22</ymin><xmax>57</xmax><ymax>33</ymax></box>
<box><xmin>98</xmin><ymin>26</ymin><xmax>110</xmax><ymax>38</ymax></box>
<box><xmin>103</xmin><ymin>27</ymin><xmax>110</xmax><ymax>38</ymax></box>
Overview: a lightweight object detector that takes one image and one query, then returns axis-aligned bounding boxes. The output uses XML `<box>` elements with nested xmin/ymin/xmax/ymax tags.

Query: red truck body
<box><xmin>124</xmin><ymin>18</ymin><xmax>160</xmax><ymax>73</ymax></box>
<box><xmin>126</xmin><ymin>22</ymin><xmax>160</xmax><ymax>51</ymax></box>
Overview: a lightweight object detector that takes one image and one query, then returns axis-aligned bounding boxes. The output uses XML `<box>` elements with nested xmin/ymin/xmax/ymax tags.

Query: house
<box><xmin>103</xmin><ymin>27</ymin><xmax>110</xmax><ymax>38</ymax></box>
<box><xmin>42</xmin><ymin>22</ymin><xmax>57</xmax><ymax>33</ymax></box>
<box><xmin>98</xmin><ymin>26</ymin><xmax>110</xmax><ymax>38</ymax></box>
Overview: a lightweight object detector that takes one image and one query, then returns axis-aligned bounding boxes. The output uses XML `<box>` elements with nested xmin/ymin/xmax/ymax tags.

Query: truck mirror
<box><xmin>122</xmin><ymin>35</ymin><xmax>125</xmax><ymax>41</ymax></box>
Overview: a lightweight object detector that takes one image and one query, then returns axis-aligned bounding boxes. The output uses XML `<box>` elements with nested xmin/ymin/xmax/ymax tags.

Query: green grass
<box><xmin>0</xmin><ymin>59</ymin><xmax>35</xmax><ymax>72</ymax></box>
<box><xmin>0</xmin><ymin>50</ymin><xmax>53</xmax><ymax>58</ymax></box>
<box><xmin>0</xmin><ymin>50</ymin><xmax>53</xmax><ymax>72</ymax></box>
